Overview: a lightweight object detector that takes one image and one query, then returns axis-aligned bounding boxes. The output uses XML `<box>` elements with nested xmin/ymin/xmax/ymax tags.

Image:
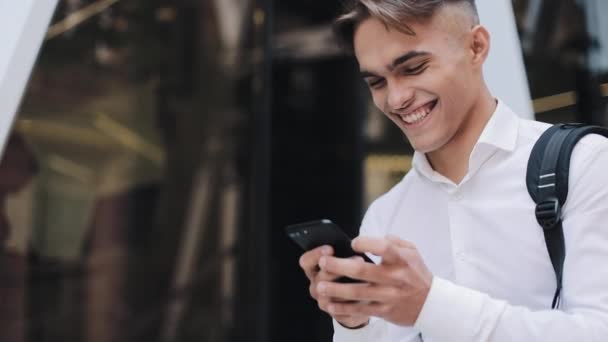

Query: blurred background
<box><xmin>0</xmin><ymin>0</ymin><xmax>606</xmax><ymax>341</ymax></box>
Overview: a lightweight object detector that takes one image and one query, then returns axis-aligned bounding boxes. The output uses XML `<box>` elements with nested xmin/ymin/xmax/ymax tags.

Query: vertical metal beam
<box><xmin>246</xmin><ymin>0</ymin><xmax>273</xmax><ymax>341</ymax></box>
<box><xmin>161</xmin><ymin>166</ymin><xmax>214</xmax><ymax>342</ymax></box>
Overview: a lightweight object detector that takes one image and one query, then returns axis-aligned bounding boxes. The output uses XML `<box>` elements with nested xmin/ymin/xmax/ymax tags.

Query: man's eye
<box><xmin>402</xmin><ymin>63</ymin><xmax>428</xmax><ymax>75</ymax></box>
<box><xmin>368</xmin><ymin>79</ymin><xmax>385</xmax><ymax>89</ymax></box>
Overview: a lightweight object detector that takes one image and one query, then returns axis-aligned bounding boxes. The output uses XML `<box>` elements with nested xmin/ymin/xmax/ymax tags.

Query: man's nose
<box><xmin>386</xmin><ymin>82</ymin><xmax>414</xmax><ymax>111</ymax></box>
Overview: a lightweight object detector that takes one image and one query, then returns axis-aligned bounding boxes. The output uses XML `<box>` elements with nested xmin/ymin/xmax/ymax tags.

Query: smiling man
<box><xmin>298</xmin><ymin>1</ymin><xmax>608</xmax><ymax>341</ymax></box>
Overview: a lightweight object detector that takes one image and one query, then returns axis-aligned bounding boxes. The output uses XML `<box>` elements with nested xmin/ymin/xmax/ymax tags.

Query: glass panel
<box><xmin>1</xmin><ymin>1</ymin><xmax>269</xmax><ymax>341</ymax></box>
<box><xmin>513</xmin><ymin>0</ymin><xmax>608</xmax><ymax>124</ymax></box>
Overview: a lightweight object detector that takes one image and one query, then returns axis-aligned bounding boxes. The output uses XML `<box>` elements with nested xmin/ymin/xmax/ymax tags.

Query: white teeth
<box><xmin>400</xmin><ymin>105</ymin><xmax>432</xmax><ymax>124</ymax></box>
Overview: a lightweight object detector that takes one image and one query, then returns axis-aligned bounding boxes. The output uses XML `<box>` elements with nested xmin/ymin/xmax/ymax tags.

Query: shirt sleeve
<box><xmin>333</xmin><ymin>317</ymin><xmax>388</xmax><ymax>341</ymax></box>
<box><xmin>413</xmin><ymin>138</ymin><xmax>608</xmax><ymax>342</ymax></box>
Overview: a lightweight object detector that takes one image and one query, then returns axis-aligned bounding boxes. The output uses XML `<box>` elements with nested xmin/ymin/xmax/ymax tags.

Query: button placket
<box><xmin>449</xmin><ymin>189</ymin><xmax>464</xmax><ymax>201</ymax></box>
<box><xmin>446</xmin><ymin>185</ymin><xmax>468</xmax><ymax>283</ymax></box>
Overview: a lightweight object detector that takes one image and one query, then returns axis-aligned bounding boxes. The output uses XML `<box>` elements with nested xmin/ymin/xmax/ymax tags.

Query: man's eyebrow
<box><xmin>359</xmin><ymin>51</ymin><xmax>431</xmax><ymax>78</ymax></box>
<box><xmin>389</xmin><ymin>51</ymin><xmax>430</xmax><ymax>70</ymax></box>
<box><xmin>359</xmin><ymin>70</ymin><xmax>379</xmax><ymax>79</ymax></box>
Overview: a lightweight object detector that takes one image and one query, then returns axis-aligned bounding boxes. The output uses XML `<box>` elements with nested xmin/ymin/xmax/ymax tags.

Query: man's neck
<box><xmin>426</xmin><ymin>92</ymin><xmax>497</xmax><ymax>184</ymax></box>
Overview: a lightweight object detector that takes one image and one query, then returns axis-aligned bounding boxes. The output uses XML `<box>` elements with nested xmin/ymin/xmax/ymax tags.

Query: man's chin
<box><xmin>409</xmin><ymin>141</ymin><xmax>442</xmax><ymax>154</ymax></box>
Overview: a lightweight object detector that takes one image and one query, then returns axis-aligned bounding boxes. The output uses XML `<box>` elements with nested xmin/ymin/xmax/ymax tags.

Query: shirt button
<box><xmin>449</xmin><ymin>190</ymin><xmax>464</xmax><ymax>201</ymax></box>
<box><xmin>455</xmin><ymin>251</ymin><xmax>467</xmax><ymax>260</ymax></box>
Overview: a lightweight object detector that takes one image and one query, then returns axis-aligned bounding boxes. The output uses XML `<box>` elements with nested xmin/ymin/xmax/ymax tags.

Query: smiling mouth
<box><xmin>396</xmin><ymin>100</ymin><xmax>438</xmax><ymax>125</ymax></box>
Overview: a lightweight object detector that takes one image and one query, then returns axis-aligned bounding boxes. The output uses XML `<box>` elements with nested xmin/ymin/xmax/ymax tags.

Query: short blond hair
<box><xmin>334</xmin><ymin>0</ymin><xmax>478</xmax><ymax>50</ymax></box>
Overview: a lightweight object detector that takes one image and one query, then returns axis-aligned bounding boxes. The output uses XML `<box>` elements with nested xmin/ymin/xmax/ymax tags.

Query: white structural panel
<box><xmin>477</xmin><ymin>0</ymin><xmax>535</xmax><ymax>119</ymax></box>
<box><xmin>0</xmin><ymin>0</ymin><xmax>58</xmax><ymax>156</ymax></box>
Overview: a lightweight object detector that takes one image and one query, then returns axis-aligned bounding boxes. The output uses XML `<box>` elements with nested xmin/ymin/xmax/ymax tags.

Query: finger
<box><xmin>319</xmin><ymin>256</ymin><xmax>376</xmax><ymax>283</ymax></box>
<box><xmin>318</xmin><ymin>296</ymin><xmax>367</xmax><ymax>322</ymax></box>
<box><xmin>326</xmin><ymin>300</ymin><xmax>389</xmax><ymax>319</ymax></box>
<box><xmin>350</xmin><ymin>255</ymin><xmax>365</xmax><ymax>262</ymax></box>
<box><xmin>318</xmin><ymin>296</ymin><xmax>356</xmax><ymax>312</ymax></box>
<box><xmin>318</xmin><ymin>281</ymin><xmax>397</xmax><ymax>302</ymax></box>
<box><xmin>299</xmin><ymin>245</ymin><xmax>333</xmax><ymax>279</ymax></box>
<box><xmin>351</xmin><ymin>237</ymin><xmax>402</xmax><ymax>264</ymax></box>
<box><xmin>317</xmin><ymin>270</ymin><xmax>341</xmax><ymax>282</ymax></box>
<box><xmin>317</xmin><ymin>295</ymin><xmax>331</xmax><ymax>312</ymax></box>
<box><xmin>311</xmin><ymin>270</ymin><xmax>344</xmax><ymax>299</ymax></box>
<box><xmin>319</xmin><ymin>256</ymin><xmax>402</xmax><ymax>285</ymax></box>
<box><xmin>386</xmin><ymin>235</ymin><xmax>416</xmax><ymax>249</ymax></box>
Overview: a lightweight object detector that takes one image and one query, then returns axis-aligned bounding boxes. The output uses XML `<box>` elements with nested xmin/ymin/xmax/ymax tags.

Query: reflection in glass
<box><xmin>514</xmin><ymin>0</ymin><xmax>607</xmax><ymax>124</ymax></box>
<box><xmin>0</xmin><ymin>0</ymin><xmax>261</xmax><ymax>341</ymax></box>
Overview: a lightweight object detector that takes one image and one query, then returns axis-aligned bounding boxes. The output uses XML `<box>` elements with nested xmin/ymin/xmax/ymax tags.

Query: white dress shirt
<box><xmin>334</xmin><ymin>100</ymin><xmax>608</xmax><ymax>341</ymax></box>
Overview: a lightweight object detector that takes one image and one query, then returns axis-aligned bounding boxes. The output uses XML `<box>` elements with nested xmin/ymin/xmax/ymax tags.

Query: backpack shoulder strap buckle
<box><xmin>535</xmin><ymin>197</ymin><xmax>561</xmax><ymax>230</ymax></box>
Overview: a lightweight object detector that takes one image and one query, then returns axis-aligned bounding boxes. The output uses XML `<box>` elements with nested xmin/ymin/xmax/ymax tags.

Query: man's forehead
<box><xmin>354</xmin><ymin>18</ymin><xmax>433</xmax><ymax>69</ymax></box>
<box><xmin>353</xmin><ymin>10</ymin><xmax>470</xmax><ymax>64</ymax></box>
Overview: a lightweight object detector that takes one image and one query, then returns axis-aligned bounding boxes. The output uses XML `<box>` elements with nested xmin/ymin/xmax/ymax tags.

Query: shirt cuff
<box><xmin>333</xmin><ymin>317</ymin><xmax>386</xmax><ymax>341</ymax></box>
<box><xmin>413</xmin><ymin>276</ymin><xmax>506</xmax><ymax>341</ymax></box>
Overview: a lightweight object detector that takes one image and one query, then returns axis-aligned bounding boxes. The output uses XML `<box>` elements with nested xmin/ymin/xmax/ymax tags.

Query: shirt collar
<box><xmin>476</xmin><ymin>99</ymin><xmax>519</xmax><ymax>153</ymax></box>
<box><xmin>412</xmin><ymin>99</ymin><xmax>520</xmax><ymax>183</ymax></box>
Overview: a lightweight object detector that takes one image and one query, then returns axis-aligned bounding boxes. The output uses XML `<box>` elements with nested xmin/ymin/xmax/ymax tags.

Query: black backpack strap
<box><xmin>526</xmin><ymin>123</ymin><xmax>608</xmax><ymax>309</ymax></box>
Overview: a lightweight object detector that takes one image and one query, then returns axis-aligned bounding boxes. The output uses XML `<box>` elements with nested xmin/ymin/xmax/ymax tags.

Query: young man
<box><xmin>298</xmin><ymin>0</ymin><xmax>608</xmax><ymax>341</ymax></box>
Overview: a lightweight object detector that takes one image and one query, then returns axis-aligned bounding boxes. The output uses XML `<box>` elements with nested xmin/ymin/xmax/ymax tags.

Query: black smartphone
<box><xmin>285</xmin><ymin>219</ymin><xmax>374</xmax><ymax>283</ymax></box>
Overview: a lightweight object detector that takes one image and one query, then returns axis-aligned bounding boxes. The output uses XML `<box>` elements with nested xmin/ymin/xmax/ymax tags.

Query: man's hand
<box><xmin>316</xmin><ymin>236</ymin><xmax>433</xmax><ymax>326</ymax></box>
<box><xmin>299</xmin><ymin>245</ymin><xmax>370</xmax><ymax>328</ymax></box>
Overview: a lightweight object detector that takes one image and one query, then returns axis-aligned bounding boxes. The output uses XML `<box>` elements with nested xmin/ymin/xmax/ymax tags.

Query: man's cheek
<box><xmin>370</xmin><ymin>93</ymin><xmax>385</xmax><ymax>112</ymax></box>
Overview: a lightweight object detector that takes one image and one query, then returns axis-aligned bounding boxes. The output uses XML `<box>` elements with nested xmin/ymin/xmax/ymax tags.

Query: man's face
<box><xmin>353</xmin><ymin>9</ymin><xmax>481</xmax><ymax>153</ymax></box>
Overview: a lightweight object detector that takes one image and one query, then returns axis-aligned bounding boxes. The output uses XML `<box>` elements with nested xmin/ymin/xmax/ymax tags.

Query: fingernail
<box><xmin>321</xmin><ymin>246</ymin><xmax>332</xmax><ymax>255</ymax></box>
<box><xmin>319</xmin><ymin>256</ymin><xmax>327</xmax><ymax>268</ymax></box>
<box><xmin>317</xmin><ymin>282</ymin><xmax>326</xmax><ymax>294</ymax></box>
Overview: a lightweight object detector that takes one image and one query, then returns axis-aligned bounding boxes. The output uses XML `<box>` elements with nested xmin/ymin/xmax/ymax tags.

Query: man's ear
<box><xmin>470</xmin><ymin>25</ymin><xmax>490</xmax><ymax>67</ymax></box>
